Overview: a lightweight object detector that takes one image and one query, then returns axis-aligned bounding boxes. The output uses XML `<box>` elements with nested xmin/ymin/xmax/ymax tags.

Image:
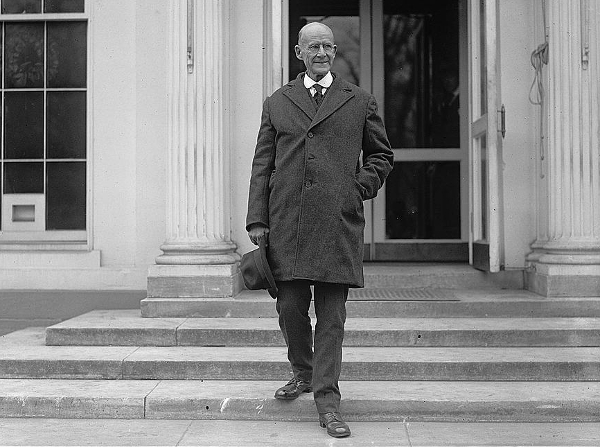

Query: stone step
<box><xmin>1</xmin><ymin>379</ymin><xmax>598</xmax><ymax>422</ymax></box>
<box><xmin>141</xmin><ymin>266</ymin><xmax>523</xmax><ymax>318</ymax></box>
<box><xmin>45</xmin><ymin>310</ymin><xmax>600</xmax><ymax>347</ymax></box>
<box><xmin>2</xmin><ymin>330</ymin><xmax>598</xmax><ymax>381</ymax></box>
<box><xmin>140</xmin><ymin>290</ymin><xmax>600</xmax><ymax>318</ymax></box>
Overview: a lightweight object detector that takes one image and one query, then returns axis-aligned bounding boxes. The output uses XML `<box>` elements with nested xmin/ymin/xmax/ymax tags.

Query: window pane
<box><xmin>4</xmin><ymin>162</ymin><xmax>43</xmax><ymax>193</ymax></box>
<box><xmin>47</xmin><ymin>21</ymin><xmax>87</xmax><ymax>88</ymax></box>
<box><xmin>383</xmin><ymin>0</ymin><xmax>459</xmax><ymax>148</ymax></box>
<box><xmin>2</xmin><ymin>0</ymin><xmax>41</xmax><ymax>13</ymax></box>
<box><xmin>0</xmin><ymin>29</ymin><xmax>3</xmax><ymax>85</ymax></box>
<box><xmin>5</xmin><ymin>23</ymin><xmax>44</xmax><ymax>88</ymax></box>
<box><xmin>46</xmin><ymin>161</ymin><xmax>85</xmax><ymax>230</ymax></box>
<box><xmin>385</xmin><ymin>161</ymin><xmax>461</xmax><ymax>239</ymax></box>
<box><xmin>45</xmin><ymin>0</ymin><xmax>83</xmax><ymax>13</ymax></box>
<box><xmin>479</xmin><ymin>0</ymin><xmax>487</xmax><ymax>115</ymax></box>
<box><xmin>47</xmin><ymin>92</ymin><xmax>86</xmax><ymax>159</ymax></box>
<box><xmin>480</xmin><ymin>135</ymin><xmax>488</xmax><ymax>240</ymax></box>
<box><xmin>4</xmin><ymin>92</ymin><xmax>44</xmax><ymax>159</ymax></box>
<box><xmin>383</xmin><ymin>14</ymin><xmax>426</xmax><ymax>148</ymax></box>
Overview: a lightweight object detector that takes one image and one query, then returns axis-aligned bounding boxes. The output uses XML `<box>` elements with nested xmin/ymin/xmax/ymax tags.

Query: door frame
<box><xmin>368</xmin><ymin>0</ymin><xmax>470</xmax><ymax>263</ymax></box>
<box><xmin>467</xmin><ymin>0</ymin><xmax>503</xmax><ymax>272</ymax></box>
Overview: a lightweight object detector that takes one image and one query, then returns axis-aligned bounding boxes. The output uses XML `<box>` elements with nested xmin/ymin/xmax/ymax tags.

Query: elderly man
<box><xmin>246</xmin><ymin>22</ymin><xmax>393</xmax><ymax>438</ymax></box>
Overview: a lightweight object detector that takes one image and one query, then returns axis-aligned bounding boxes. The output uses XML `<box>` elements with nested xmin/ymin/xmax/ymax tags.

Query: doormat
<box><xmin>347</xmin><ymin>288</ymin><xmax>458</xmax><ymax>301</ymax></box>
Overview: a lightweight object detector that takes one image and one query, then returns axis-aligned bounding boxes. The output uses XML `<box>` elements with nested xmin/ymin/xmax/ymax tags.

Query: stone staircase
<box><xmin>1</xmin><ymin>265</ymin><xmax>600</xmax><ymax>422</ymax></box>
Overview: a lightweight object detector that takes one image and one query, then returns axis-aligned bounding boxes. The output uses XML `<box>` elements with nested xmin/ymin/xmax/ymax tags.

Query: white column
<box><xmin>145</xmin><ymin>0</ymin><xmax>241</xmax><ymax>307</ymax></box>
<box><xmin>527</xmin><ymin>0</ymin><xmax>600</xmax><ymax>296</ymax></box>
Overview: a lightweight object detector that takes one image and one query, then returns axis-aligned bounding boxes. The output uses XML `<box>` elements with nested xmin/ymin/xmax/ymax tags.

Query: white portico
<box><xmin>143</xmin><ymin>0</ymin><xmax>600</xmax><ymax>312</ymax></box>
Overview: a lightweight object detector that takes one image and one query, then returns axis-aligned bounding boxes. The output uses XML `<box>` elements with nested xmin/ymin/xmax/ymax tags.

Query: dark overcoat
<box><xmin>246</xmin><ymin>73</ymin><xmax>393</xmax><ymax>287</ymax></box>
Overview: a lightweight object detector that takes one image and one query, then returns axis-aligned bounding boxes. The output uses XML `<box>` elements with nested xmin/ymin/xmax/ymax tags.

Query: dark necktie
<box><xmin>313</xmin><ymin>84</ymin><xmax>323</xmax><ymax>107</ymax></box>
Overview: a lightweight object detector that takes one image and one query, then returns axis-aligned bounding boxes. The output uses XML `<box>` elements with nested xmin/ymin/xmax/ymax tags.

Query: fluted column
<box><xmin>145</xmin><ymin>0</ymin><xmax>241</xmax><ymax>308</ymax></box>
<box><xmin>527</xmin><ymin>0</ymin><xmax>600</xmax><ymax>296</ymax></box>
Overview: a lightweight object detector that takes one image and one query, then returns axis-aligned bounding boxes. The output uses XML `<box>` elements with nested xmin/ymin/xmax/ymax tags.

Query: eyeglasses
<box><xmin>305</xmin><ymin>43</ymin><xmax>335</xmax><ymax>54</ymax></box>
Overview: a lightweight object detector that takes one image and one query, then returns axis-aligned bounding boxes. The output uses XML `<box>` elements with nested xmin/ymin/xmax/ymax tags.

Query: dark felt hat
<box><xmin>240</xmin><ymin>238</ymin><xmax>278</xmax><ymax>299</ymax></box>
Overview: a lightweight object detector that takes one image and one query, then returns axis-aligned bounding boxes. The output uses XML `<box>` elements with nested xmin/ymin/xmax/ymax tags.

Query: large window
<box><xmin>0</xmin><ymin>0</ymin><xmax>87</xmax><ymax>243</ymax></box>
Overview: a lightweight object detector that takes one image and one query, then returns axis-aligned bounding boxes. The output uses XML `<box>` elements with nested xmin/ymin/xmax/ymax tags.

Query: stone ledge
<box><xmin>1</xmin><ymin>379</ymin><xmax>599</xmax><ymax>422</ymax></box>
<box><xmin>2</xmin><ymin>339</ymin><xmax>599</xmax><ymax>380</ymax></box>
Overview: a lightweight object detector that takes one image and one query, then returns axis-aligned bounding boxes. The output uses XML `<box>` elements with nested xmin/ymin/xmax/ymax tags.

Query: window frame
<box><xmin>0</xmin><ymin>0</ymin><xmax>90</xmax><ymax>249</ymax></box>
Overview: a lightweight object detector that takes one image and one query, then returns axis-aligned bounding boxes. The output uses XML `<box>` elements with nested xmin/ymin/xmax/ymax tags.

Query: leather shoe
<box><xmin>319</xmin><ymin>412</ymin><xmax>351</xmax><ymax>438</ymax></box>
<box><xmin>274</xmin><ymin>377</ymin><xmax>312</xmax><ymax>400</ymax></box>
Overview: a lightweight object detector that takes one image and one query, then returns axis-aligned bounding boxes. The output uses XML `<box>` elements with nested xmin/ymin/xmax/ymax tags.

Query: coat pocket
<box><xmin>268</xmin><ymin>170</ymin><xmax>277</xmax><ymax>190</ymax></box>
<box><xmin>341</xmin><ymin>179</ymin><xmax>365</xmax><ymax>225</ymax></box>
<box><xmin>354</xmin><ymin>177</ymin><xmax>367</xmax><ymax>201</ymax></box>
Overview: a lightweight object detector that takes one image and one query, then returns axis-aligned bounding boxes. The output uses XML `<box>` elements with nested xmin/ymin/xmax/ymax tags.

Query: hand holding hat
<box><xmin>240</xmin><ymin>237</ymin><xmax>278</xmax><ymax>299</ymax></box>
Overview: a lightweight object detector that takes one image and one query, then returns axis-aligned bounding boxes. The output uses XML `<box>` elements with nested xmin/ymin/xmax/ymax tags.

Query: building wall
<box><xmin>92</xmin><ymin>0</ymin><xmax>138</xmax><ymax>268</ymax></box>
<box><xmin>0</xmin><ymin>0</ymin><xmax>541</xmax><ymax>290</ymax></box>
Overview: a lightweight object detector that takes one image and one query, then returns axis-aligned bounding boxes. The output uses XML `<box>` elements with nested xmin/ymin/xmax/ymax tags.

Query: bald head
<box><xmin>295</xmin><ymin>22</ymin><xmax>337</xmax><ymax>81</ymax></box>
<box><xmin>298</xmin><ymin>22</ymin><xmax>335</xmax><ymax>46</ymax></box>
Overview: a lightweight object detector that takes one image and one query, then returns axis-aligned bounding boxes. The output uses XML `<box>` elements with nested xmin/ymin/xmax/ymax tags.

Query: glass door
<box><xmin>370</xmin><ymin>0</ymin><xmax>468</xmax><ymax>261</ymax></box>
<box><xmin>287</xmin><ymin>0</ymin><xmax>468</xmax><ymax>262</ymax></box>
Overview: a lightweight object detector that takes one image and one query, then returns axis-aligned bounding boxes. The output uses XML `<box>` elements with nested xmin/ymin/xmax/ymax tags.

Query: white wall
<box><xmin>230</xmin><ymin>0</ymin><xmax>267</xmax><ymax>256</ymax></box>
<box><xmin>134</xmin><ymin>0</ymin><xmax>167</xmax><ymax>267</ymax></box>
<box><xmin>92</xmin><ymin>0</ymin><xmax>137</xmax><ymax>267</ymax></box>
<box><xmin>498</xmin><ymin>0</ymin><xmax>538</xmax><ymax>269</ymax></box>
<box><xmin>92</xmin><ymin>0</ymin><xmax>167</xmax><ymax>282</ymax></box>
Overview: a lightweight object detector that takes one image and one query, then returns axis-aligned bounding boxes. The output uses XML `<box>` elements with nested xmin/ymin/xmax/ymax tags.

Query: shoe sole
<box><xmin>274</xmin><ymin>387</ymin><xmax>312</xmax><ymax>400</ymax></box>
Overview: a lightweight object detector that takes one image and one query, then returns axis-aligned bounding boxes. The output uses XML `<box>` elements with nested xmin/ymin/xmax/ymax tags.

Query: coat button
<box><xmin>304</xmin><ymin>180</ymin><xmax>312</xmax><ymax>188</ymax></box>
<box><xmin>308</xmin><ymin>154</ymin><xmax>315</xmax><ymax>160</ymax></box>
<box><xmin>308</xmin><ymin>132</ymin><xmax>314</xmax><ymax>138</ymax></box>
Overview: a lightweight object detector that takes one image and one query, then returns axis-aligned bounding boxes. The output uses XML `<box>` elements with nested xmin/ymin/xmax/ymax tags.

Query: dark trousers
<box><xmin>276</xmin><ymin>280</ymin><xmax>348</xmax><ymax>414</ymax></box>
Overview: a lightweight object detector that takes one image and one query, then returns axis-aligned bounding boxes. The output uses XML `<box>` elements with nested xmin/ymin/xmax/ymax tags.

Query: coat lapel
<box><xmin>282</xmin><ymin>74</ymin><xmax>316</xmax><ymax>121</ymax></box>
<box><xmin>282</xmin><ymin>73</ymin><xmax>356</xmax><ymax>128</ymax></box>
<box><xmin>309</xmin><ymin>76</ymin><xmax>355</xmax><ymax>130</ymax></box>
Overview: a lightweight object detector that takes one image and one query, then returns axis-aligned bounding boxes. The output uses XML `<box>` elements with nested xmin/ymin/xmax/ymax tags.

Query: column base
<box><xmin>155</xmin><ymin>240</ymin><xmax>240</xmax><ymax>265</ymax></box>
<box><xmin>526</xmin><ymin>260</ymin><xmax>600</xmax><ymax>297</ymax></box>
<box><xmin>143</xmin><ymin>264</ymin><xmax>244</xmax><ymax>317</ymax></box>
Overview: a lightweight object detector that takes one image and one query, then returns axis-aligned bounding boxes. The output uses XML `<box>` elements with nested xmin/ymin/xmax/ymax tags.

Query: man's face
<box><xmin>295</xmin><ymin>24</ymin><xmax>337</xmax><ymax>81</ymax></box>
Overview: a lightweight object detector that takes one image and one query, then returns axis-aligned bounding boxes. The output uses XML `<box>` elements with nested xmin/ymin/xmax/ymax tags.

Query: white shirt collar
<box><xmin>303</xmin><ymin>71</ymin><xmax>333</xmax><ymax>89</ymax></box>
